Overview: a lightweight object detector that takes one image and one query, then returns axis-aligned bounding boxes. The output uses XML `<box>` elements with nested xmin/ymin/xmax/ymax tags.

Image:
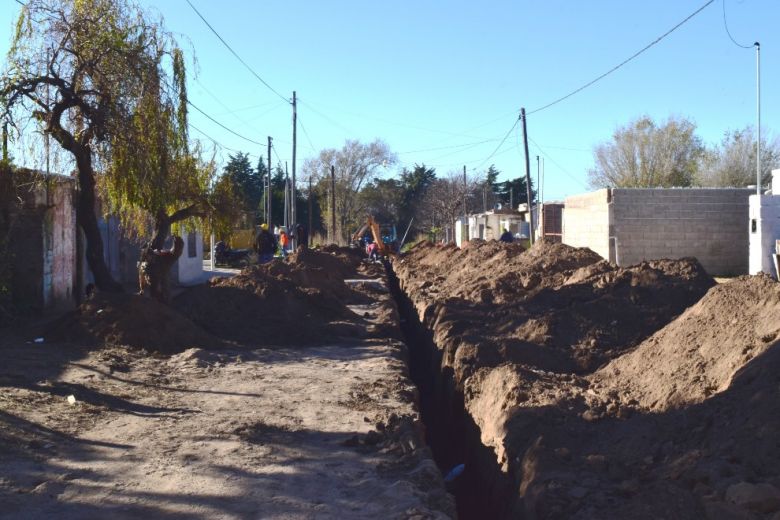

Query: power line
<box><xmin>189</xmin><ymin>123</ymin><xmax>263</xmax><ymax>159</ymax></box>
<box><xmin>474</xmin><ymin>116</ymin><xmax>521</xmax><ymax>171</ymax></box>
<box><xmin>187</xmin><ymin>100</ymin><xmax>266</xmax><ymax>147</ymax></box>
<box><xmin>527</xmin><ymin>136</ymin><xmax>588</xmax><ymax>189</ymax></box>
<box><xmin>398</xmin><ymin>138</ymin><xmax>501</xmax><ymax>155</ymax></box>
<box><xmin>297</xmin><ymin>115</ymin><xmax>318</xmax><ymax>152</ymax></box>
<box><xmin>722</xmin><ymin>0</ymin><xmax>753</xmax><ymax>49</ymax></box>
<box><xmin>184</xmin><ymin>0</ymin><xmax>289</xmax><ymax>104</ymax></box>
<box><xmin>528</xmin><ymin>0</ymin><xmax>715</xmax><ymax>115</ymax></box>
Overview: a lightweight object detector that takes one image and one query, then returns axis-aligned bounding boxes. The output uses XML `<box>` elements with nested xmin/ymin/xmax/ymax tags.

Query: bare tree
<box><xmin>695</xmin><ymin>127</ymin><xmax>780</xmax><ymax>188</ymax></box>
<box><xmin>589</xmin><ymin>116</ymin><xmax>704</xmax><ymax>188</ymax></box>
<box><xmin>419</xmin><ymin>170</ymin><xmax>483</xmax><ymax>241</ymax></box>
<box><xmin>302</xmin><ymin>139</ymin><xmax>396</xmax><ymax>243</ymax></box>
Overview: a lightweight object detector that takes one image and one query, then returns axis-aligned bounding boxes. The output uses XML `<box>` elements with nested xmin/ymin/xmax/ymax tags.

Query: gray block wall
<box><xmin>563</xmin><ymin>188</ymin><xmax>753</xmax><ymax>276</ymax></box>
<box><xmin>612</xmin><ymin>188</ymin><xmax>752</xmax><ymax>275</ymax></box>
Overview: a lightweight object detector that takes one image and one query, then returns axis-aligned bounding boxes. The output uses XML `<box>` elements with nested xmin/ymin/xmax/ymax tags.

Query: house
<box><xmin>454</xmin><ymin>208</ymin><xmax>529</xmax><ymax>247</ymax></box>
<box><xmin>562</xmin><ymin>187</ymin><xmax>753</xmax><ymax>276</ymax></box>
<box><xmin>749</xmin><ymin>169</ymin><xmax>780</xmax><ymax>278</ymax></box>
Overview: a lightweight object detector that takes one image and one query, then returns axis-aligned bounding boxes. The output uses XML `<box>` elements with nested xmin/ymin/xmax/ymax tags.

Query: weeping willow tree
<box><xmin>2</xmin><ymin>0</ymin><xmax>238</xmax><ymax>299</ymax></box>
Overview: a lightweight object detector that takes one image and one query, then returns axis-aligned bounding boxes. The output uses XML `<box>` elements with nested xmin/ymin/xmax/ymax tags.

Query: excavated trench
<box><xmin>386</xmin><ymin>263</ymin><xmax>516</xmax><ymax>519</ymax></box>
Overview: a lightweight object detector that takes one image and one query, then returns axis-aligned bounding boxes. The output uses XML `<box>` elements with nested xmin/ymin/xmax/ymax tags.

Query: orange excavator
<box><xmin>351</xmin><ymin>216</ymin><xmax>399</xmax><ymax>257</ymax></box>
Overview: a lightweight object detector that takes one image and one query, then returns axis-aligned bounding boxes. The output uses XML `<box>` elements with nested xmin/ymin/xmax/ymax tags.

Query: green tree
<box><xmin>589</xmin><ymin>116</ymin><xmax>704</xmax><ymax>188</ymax></box>
<box><xmin>398</xmin><ymin>163</ymin><xmax>436</xmax><ymax>235</ymax></box>
<box><xmin>493</xmin><ymin>177</ymin><xmax>535</xmax><ymax>207</ymax></box>
<box><xmin>224</xmin><ymin>152</ymin><xmax>261</xmax><ymax>212</ymax></box>
<box><xmin>1</xmin><ymin>0</ymin><xmax>184</xmax><ymax>291</ymax></box>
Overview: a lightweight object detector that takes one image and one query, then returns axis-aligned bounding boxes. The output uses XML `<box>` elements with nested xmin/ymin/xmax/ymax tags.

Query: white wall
<box><xmin>176</xmin><ymin>231</ymin><xmax>204</xmax><ymax>285</ymax></box>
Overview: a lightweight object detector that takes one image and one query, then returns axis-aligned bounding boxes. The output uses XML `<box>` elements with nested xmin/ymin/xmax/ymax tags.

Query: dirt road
<box><xmin>0</xmin><ymin>255</ymin><xmax>453</xmax><ymax>519</ymax></box>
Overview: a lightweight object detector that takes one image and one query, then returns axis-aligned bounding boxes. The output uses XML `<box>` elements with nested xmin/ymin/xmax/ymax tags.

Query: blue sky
<box><xmin>1</xmin><ymin>0</ymin><xmax>778</xmax><ymax>201</ymax></box>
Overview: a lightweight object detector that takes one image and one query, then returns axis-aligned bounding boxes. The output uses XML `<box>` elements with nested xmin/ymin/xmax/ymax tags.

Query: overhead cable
<box><xmin>187</xmin><ymin>100</ymin><xmax>266</xmax><ymax>147</ymax></box>
<box><xmin>474</xmin><ymin>116</ymin><xmax>521</xmax><ymax>171</ymax></box>
<box><xmin>528</xmin><ymin>0</ymin><xmax>715</xmax><ymax>115</ymax></box>
<box><xmin>722</xmin><ymin>0</ymin><xmax>754</xmax><ymax>49</ymax></box>
<box><xmin>527</xmin><ymin>136</ymin><xmax>588</xmax><ymax>189</ymax></box>
<box><xmin>184</xmin><ymin>0</ymin><xmax>289</xmax><ymax>104</ymax></box>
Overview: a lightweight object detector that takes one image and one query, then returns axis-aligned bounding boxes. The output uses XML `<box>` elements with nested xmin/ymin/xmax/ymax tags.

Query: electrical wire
<box><xmin>187</xmin><ymin>100</ymin><xmax>266</xmax><ymax>147</ymax></box>
<box><xmin>13</xmin><ymin>0</ymin><xmax>25</xmax><ymax>6</ymax></box>
<box><xmin>527</xmin><ymin>136</ymin><xmax>588</xmax><ymax>189</ymax></box>
<box><xmin>398</xmin><ymin>138</ymin><xmax>501</xmax><ymax>155</ymax></box>
<box><xmin>722</xmin><ymin>0</ymin><xmax>753</xmax><ymax>49</ymax></box>
<box><xmin>189</xmin><ymin>123</ymin><xmax>263</xmax><ymax>159</ymax></box>
<box><xmin>184</xmin><ymin>0</ymin><xmax>289</xmax><ymax>104</ymax></box>
<box><xmin>528</xmin><ymin>0</ymin><xmax>715</xmax><ymax>115</ymax></box>
<box><xmin>474</xmin><ymin>116</ymin><xmax>521</xmax><ymax>171</ymax></box>
<box><xmin>297</xmin><ymin>115</ymin><xmax>318</xmax><ymax>152</ymax></box>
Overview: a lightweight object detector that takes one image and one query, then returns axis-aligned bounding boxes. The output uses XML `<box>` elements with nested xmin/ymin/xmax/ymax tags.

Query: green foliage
<box><xmin>696</xmin><ymin>127</ymin><xmax>780</xmax><ymax>188</ymax></box>
<box><xmin>224</xmin><ymin>152</ymin><xmax>262</xmax><ymax>212</ymax></box>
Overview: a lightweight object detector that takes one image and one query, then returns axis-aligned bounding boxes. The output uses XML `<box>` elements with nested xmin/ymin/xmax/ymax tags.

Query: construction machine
<box><xmin>351</xmin><ymin>216</ymin><xmax>398</xmax><ymax>257</ymax></box>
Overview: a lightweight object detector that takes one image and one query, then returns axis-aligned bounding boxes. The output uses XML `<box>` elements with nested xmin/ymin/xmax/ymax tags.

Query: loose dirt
<box><xmin>0</xmin><ymin>247</ymin><xmax>454</xmax><ymax>519</ymax></box>
<box><xmin>394</xmin><ymin>240</ymin><xmax>780</xmax><ymax>519</ymax></box>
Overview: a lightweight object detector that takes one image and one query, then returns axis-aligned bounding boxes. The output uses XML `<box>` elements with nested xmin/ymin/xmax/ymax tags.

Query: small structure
<box><xmin>749</xmin><ymin>169</ymin><xmax>780</xmax><ymax>278</ymax></box>
<box><xmin>454</xmin><ymin>208</ymin><xmax>528</xmax><ymax>247</ymax></box>
<box><xmin>8</xmin><ymin>171</ymin><xmax>77</xmax><ymax>311</ymax></box>
<box><xmin>563</xmin><ymin>187</ymin><xmax>753</xmax><ymax>276</ymax></box>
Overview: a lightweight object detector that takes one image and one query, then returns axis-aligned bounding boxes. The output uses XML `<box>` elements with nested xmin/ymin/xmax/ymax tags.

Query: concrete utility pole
<box><xmin>330</xmin><ymin>165</ymin><xmax>336</xmax><ymax>244</ymax></box>
<box><xmin>510</xmin><ymin>187</ymin><xmax>513</xmax><ymax>210</ymax></box>
<box><xmin>267</xmin><ymin>136</ymin><xmax>272</xmax><ymax>226</ymax></box>
<box><xmin>291</xmin><ymin>91</ymin><xmax>297</xmax><ymax>247</ymax></box>
<box><xmin>755</xmin><ymin>42</ymin><xmax>761</xmax><ymax>194</ymax></box>
<box><xmin>462</xmin><ymin>165</ymin><xmax>467</xmax><ymax>217</ymax></box>
<box><xmin>520</xmin><ymin>108</ymin><xmax>534</xmax><ymax>245</ymax></box>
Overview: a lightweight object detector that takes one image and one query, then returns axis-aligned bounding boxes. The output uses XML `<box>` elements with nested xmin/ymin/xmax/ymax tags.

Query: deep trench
<box><xmin>385</xmin><ymin>262</ymin><xmax>517</xmax><ymax>519</ymax></box>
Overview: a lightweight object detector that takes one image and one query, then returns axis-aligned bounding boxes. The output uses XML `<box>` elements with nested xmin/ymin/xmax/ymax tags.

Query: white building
<box><xmin>749</xmin><ymin>169</ymin><xmax>780</xmax><ymax>278</ymax></box>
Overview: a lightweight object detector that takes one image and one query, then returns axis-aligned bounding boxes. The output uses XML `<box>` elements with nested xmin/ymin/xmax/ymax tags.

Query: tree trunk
<box><xmin>74</xmin><ymin>148</ymin><xmax>122</xmax><ymax>292</ymax></box>
<box><xmin>139</xmin><ymin>207</ymin><xmax>198</xmax><ymax>303</ymax></box>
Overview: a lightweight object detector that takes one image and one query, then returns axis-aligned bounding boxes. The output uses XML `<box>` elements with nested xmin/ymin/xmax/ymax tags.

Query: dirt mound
<box><xmin>175</xmin><ymin>248</ymin><xmax>379</xmax><ymax>346</ymax></box>
<box><xmin>593</xmin><ymin>273</ymin><xmax>780</xmax><ymax>411</ymax></box>
<box><xmin>48</xmin><ymin>292</ymin><xmax>220</xmax><ymax>353</ymax></box>
<box><xmin>395</xmin><ymin>240</ymin><xmax>714</xmax><ymax>380</ymax></box>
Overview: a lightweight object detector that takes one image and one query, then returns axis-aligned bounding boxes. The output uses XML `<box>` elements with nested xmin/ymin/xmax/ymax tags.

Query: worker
<box><xmin>295</xmin><ymin>223</ymin><xmax>308</xmax><ymax>250</ymax></box>
<box><xmin>254</xmin><ymin>223</ymin><xmax>277</xmax><ymax>264</ymax></box>
<box><xmin>279</xmin><ymin>227</ymin><xmax>290</xmax><ymax>258</ymax></box>
<box><xmin>499</xmin><ymin>228</ymin><xmax>514</xmax><ymax>243</ymax></box>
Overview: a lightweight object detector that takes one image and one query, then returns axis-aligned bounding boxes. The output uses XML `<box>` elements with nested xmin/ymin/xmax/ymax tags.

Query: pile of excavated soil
<box><xmin>48</xmin><ymin>292</ymin><xmax>221</xmax><ymax>353</ymax></box>
<box><xmin>175</xmin><ymin>249</ymin><xmax>370</xmax><ymax>345</ymax></box>
<box><xmin>593</xmin><ymin>273</ymin><xmax>780</xmax><ymax>412</ymax></box>
<box><xmin>397</xmin><ymin>240</ymin><xmax>780</xmax><ymax>518</ymax></box>
<box><xmin>396</xmin><ymin>240</ymin><xmax>714</xmax><ymax>380</ymax></box>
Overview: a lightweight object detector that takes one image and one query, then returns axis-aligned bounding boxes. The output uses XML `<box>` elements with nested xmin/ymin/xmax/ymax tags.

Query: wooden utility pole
<box><xmin>2</xmin><ymin>122</ymin><xmax>7</xmax><ymax>163</ymax></box>
<box><xmin>267</xmin><ymin>136</ymin><xmax>272</xmax><ymax>226</ymax></box>
<box><xmin>291</xmin><ymin>91</ymin><xmax>297</xmax><ymax>247</ymax></box>
<box><xmin>308</xmin><ymin>175</ymin><xmax>313</xmax><ymax>246</ymax></box>
<box><xmin>330</xmin><ymin>165</ymin><xmax>336</xmax><ymax>244</ymax></box>
<box><xmin>520</xmin><ymin>108</ymin><xmax>534</xmax><ymax>245</ymax></box>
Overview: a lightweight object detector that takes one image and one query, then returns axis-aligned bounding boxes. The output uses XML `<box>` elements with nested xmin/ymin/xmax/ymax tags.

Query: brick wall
<box><xmin>611</xmin><ymin>188</ymin><xmax>751</xmax><ymax>276</ymax></box>
<box><xmin>562</xmin><ymin>190</ymin><xmax>611</xmax><ymax>261</ymax></box>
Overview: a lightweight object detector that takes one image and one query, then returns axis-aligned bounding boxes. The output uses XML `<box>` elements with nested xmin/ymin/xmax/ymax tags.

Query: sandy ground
<box><xmin>0</xmin><ymin>275</ymin><xmax>453</xmax><ymax>519</ymax></box>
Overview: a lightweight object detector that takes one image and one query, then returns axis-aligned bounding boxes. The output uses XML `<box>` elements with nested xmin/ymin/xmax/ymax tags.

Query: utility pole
<box><xmin>291</xmin><ymin>90</ymin><xmax>297</xmax><ymax>246</ymax></box>
<box><xmin>267</xmin><ymin>136</ymin><xmax>272</xmax><ymax>226</ymax></box>
<box><xmin>2</xmin><ymin>122</ymin><xmax>7</xmax><ymax>164</ymax></box>
<box><xmin>482</xmin><ymin>185</ymin><xmax>487</xmax><ymax>212</ymax></box>
<box><xmin>462</xmin><ymin>165</ymin><xmax>467</xmax><ymax>217</ymax></box>
<box><xmin>308</xmin><ymin>175</ymin><xmax>313</xmax><ymax>247</ymax></box>
<box><xmin>510</xmin><ymin>187</ymin><xmax>513</xmax><ymax>210</ymax></box>
<box><xmin>520</xmin><ymin>108</ymin><xmax>534</xmax><ymax>245</ymax></box>
<box><xmin>330</xmin><ymin>165</ymin><xmax>336</xmax><ymax>244</ymax></box>
<box><xmin>755</xmin><ymin>42</ymin><xmax>761</xmax><ymax>194</ymax></box>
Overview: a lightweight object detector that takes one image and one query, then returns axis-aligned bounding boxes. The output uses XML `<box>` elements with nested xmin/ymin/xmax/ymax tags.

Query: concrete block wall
<box><xmin>612</xmin><ymin>188</ymin><xmax>752</xmax><ymax>276</ymax></box>
<box><xmin>562</xmin><ymin>189</ymin><xmax>611</xmax><ymax>261</ymax></box>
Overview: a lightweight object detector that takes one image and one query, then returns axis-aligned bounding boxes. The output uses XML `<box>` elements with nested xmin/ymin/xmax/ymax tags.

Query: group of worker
<box><xmin>254</xmin><ymin>223</ymin><xmax>308</xmax><ymax>263</ymax></box>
